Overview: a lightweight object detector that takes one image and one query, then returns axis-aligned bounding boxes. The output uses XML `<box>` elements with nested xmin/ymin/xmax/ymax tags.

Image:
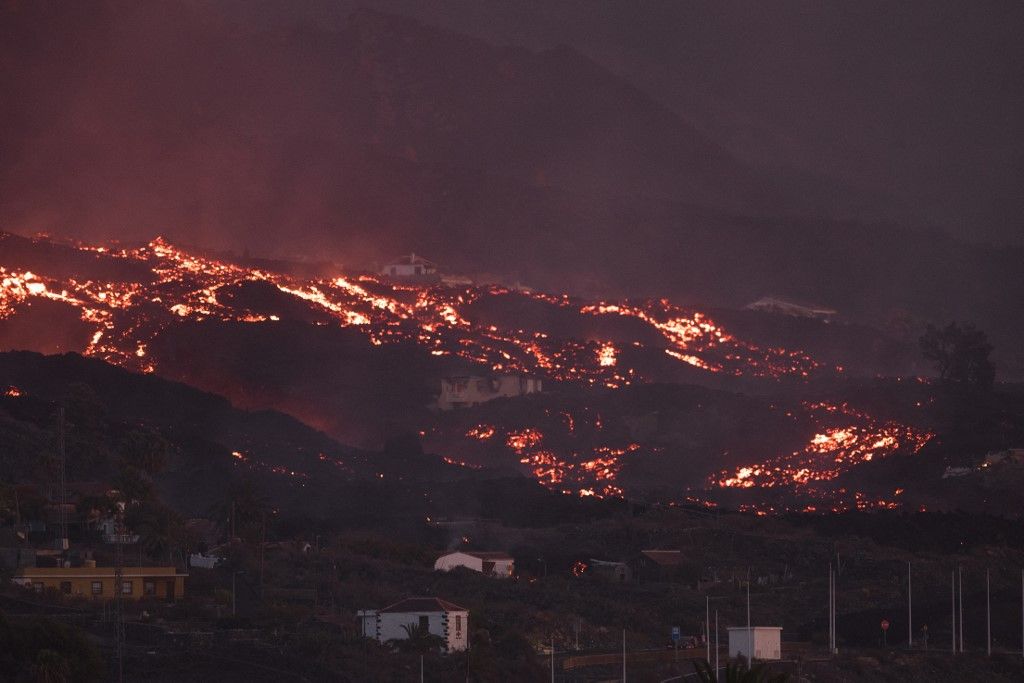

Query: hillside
<box><xmin>3</xmin><ymin>235</ymin><xmax>1023</xmax><ymax>514</ymax></box>
<box><xmin>1</xmin><ymin>4</ymin><xmax>1023</xmax><ymax>366</ymax></box>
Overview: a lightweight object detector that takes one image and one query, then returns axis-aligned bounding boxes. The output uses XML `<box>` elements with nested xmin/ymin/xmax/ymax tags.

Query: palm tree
<box><xmin>388</xmin><ymin>623</ymin><xmax>445</xmax><ymax>654</ymax></box>
<box><xmin>693</xmin><ymin>658</ymin><xmax>789</xmax><ymax>683</ymax></box>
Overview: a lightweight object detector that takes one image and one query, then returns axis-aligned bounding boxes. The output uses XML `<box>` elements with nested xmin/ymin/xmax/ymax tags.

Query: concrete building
<box><xmin>13</xmin><ymin>565</ymin><xmax>186</xmax><ymax>600</ymax></box>
<box><xmin>727</xmin><ymin>626</ymin><xmax>782</xmax><ymax>661</ymax></box>
<box><xmin>380</xmin><ymin>253</ymin><xmax>438</xmax><ymax>280</ymax></box>
<box><xmin>434</xmin><ymin>551</ymin><xmax>514</xmax><ymax>578</ymax></box>
<box><xmin>437</xmin><ymin>375</ymin><xmax>542</xmax><ymax>410</ymax></box>
<box><xmin>358</xmin><ymin>597</ymin><xmax>469</xmax><ymax>652</ymax></box>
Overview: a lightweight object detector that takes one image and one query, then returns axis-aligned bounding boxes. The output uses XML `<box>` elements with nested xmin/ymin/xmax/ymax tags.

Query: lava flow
<box><xmin>714</xmin><ymin>401</ymin><xmax>933</xmax><ymax>491</ymax></box>
<box><xmin>0</xmin><ymin>234</ymin><xmax>823</xmax><ymax>385</ymax></box>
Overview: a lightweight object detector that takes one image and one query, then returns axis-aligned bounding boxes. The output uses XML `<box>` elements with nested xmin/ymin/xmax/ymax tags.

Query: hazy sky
<box><xmin>213</xmin><ymin>0</ymin><xmax>1024</xmax><ymax>246</ymax></box>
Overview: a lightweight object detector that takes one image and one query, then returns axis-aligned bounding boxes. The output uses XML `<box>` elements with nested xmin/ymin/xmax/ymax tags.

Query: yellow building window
<box><xmin>121</xmin><ymin>581</ymin><xmax>133</xmax><ymax>595</ymax></box>
<box><xmin>91</xmin><ymin>581</ymin><xmax>103</xmax><ymax>596</ymax></box>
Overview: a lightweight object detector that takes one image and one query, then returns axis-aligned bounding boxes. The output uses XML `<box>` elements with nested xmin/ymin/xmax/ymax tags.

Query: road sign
<box><xmin>880</xmin><ymin>619</ymin><xmax>890</xmax><ymax>631</ymax></box>
<box><xmin>671</xmin><ymin>626</ymin><xmax>681</xmax><ymax>643</ymax></box>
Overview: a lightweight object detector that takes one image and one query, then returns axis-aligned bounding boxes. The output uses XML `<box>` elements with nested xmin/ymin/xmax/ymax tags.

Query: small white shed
<box><xmin>434</xmin><ymin>551</ymin><xmax>514</xmax><ymax>578</ymax></box>
<box><xmin>727</xmin><ymin>626</ymin><xmax>782</xmax><ymax>661</ymax></box>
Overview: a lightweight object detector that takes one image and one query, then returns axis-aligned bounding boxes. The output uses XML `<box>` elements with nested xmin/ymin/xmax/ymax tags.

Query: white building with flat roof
<box><xmin>727</xmin><ymin>626</ymin><xmax>782</xmax><ymax>661</ymax></box>
<box><xmin>380</xmin><ymin>253</ymin><xmax>438</xmax><ymax>279</ymax></box>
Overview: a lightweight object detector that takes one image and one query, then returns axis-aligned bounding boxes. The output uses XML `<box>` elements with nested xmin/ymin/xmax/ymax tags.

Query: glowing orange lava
<box><xmin>1</xmin><ymin>235</ymin><xmax>825</xmax><ymax>386</ymax></box>
<box><xmin>714</xmin><ymin>401</ymin><xmax>933</xmax><ymax>492</ymax></box>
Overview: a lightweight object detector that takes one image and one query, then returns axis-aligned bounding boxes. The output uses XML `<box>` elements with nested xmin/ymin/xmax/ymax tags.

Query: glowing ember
<box><xmin>596</xmin><ymin>342</ymin><xmax>617</xmax><ymax>367</ymax></box>
<box><xmin>505</xmin><ymin>428</ymin><xmax>543</xmax><ymax>452</ymax></box>
<box><xmin>465</xmin><ymin>424</ymin><xmax>496</xmax><ymax>440</ymax></box>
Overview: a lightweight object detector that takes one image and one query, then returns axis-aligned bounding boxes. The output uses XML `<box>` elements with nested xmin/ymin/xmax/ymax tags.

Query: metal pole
<box><xmin>57</xmin><ymin>407</ymin><xmax>68</xmax><ymax>552</ymax></box>
<box><xmin>1021</xmin><ymin>568</ymin><xmax>1023</xmax><ymax>659</ymax></box>
<box><xmin>987</xmin><ymin>569</ymin><xmax>991</xmax><ymax>656</ymax></box>
<box><xmin>113</xmin><ymin>513</ymin><xmax>124</xmax><ymax>683</ymax></box>
<box><xmin>551</xmin><ymin>636</ymin><xmax>555</xmax><ymax>683</ymax></box>
<box><xmin>749</xmin><ymin>573</ymin><xmax>757</xmax><ymax>663</ymax></box>
<box><xmin>715</xmin><ymin>610</ymin><xmax>719</xmax><ymax>678</ymax></box>
<box><xmin>622</xmin><ymin>629</ymin><xmax>626</xmax><ymax>683</ymax></box>
<box><xmin>908</xmin><ymin>560</ymin><xmax>913</xmax><ymax>649</ymax></box>
<box><xmin>828</xmin><ymin>564</ymin><xmax>832</xmax><ymax>653</ymax></box>
<box><xmin>831</xmin><ymin>565</ymin><xmax>836</xmax><ymax>653</ymax></box>
<box><xmin>959</xmin><ymin>566</ymin><xmax>964</xmax><ymax>652</ymax></box>
<box><xmin>952</xmin><ymin>570</ymin><xmax>957</xmax><ymax>654</ymax></box>
<box><xmin>232</xmin><ymin>571</ymin><xmax>237</xmax><ymax>617</ymax></box>
<box><xmin>421</xmin><ymin>654</ymin><xmax>424</xmax><ymax>683</ymax></box>
<box><xmin>706</xmin><ymin>595</ymin><xmax>711</xmax><ymax>663</ymax></box>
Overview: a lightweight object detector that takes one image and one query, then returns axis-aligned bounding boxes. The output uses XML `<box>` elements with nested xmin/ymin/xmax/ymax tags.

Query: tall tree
<box><xmin>919</xmin><ymin>322</ymin><xmax>995</xmax><ymax>392</ymax></box>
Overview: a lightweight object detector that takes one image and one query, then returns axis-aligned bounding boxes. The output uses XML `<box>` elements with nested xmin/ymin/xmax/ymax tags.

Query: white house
<box><xmin>358</xmin><ymin>597</ymin><xmax>469</xmax><ymax>652</ymax></box>
<box><xmin>434</xmin><ymin>551</ymin><xmax>514</xmax><ymax>578</ymax></box>
<box><xmin>727</xmin><ymin>626</ymin><xmax>782</xmax><ymax>661</ymax></box>
<box><xmin>380</xmin><ymin>253</ymin><xmax>438</xmax><ymax>279</ymax></box>
<box><xmin>437</xmin><ymin>375</ymin><xmax>542</xmax><ymax>410</ymax></box>
<box><xmin>744</xmin><ymin>296</ymin><xmax>836</xmax><ymax>322</ymax></box>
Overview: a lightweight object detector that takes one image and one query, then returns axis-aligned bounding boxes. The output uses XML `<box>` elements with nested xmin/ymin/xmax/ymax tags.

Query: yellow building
<box><xmin>13</xmin><ymin>566</ymin><xmax>187</xmax><ymax>600</ymax></box>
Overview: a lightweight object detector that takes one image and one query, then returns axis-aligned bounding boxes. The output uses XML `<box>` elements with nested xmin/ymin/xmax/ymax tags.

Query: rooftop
<box><xmin>640</xmin><ymin>549</ymin><xmax>683</xmax><ymax>565</ymax></box>
<box><xmin>442</xmin><ymin>550</ymin><xmax>513</xmax><ymax>561</ymax></box>
<box><xmin>380</xmin><ymin>597</ymin><xmax>468</xmax><ymax>614</ymax></box>
<box><xmin>385</xmin><ymin>253</ymin><xmax>436</xmax><ymax>267</ymax></box>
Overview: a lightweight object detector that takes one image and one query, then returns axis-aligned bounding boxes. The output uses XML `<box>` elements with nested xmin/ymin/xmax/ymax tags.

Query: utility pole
<box><xmin>908</xmin><ymin>561</ymin><xmax>913</xmax><ymax>649</ymax></box>
<box><xmin>959</xmin><ymin>566</ymin><xmax>964</xmax><ymax>653</ymax></box>
<box><xmin>952</xmin><ymin>570</ymin><xmax>957</xmax><ymax>654</ymax></box>
<box><xmin>746</xmin><ymin>576</ymin><xmax>752</xmax><ymax>665</ymax></box>
<box><xmin>550</xmin><ymin>636</ymin><xmax>554</xmax><ymax>683</ymax></box>
<box><xmin>113</xmin><ymin>509</ymin><xmax>125</xmax><ymax>683</ymax></box>
<box><xmin>829</xmin><ymin>563</ymin><xmax>836</xmax><ymax>654</ymax></box>
<box><xmin>420</xmin><ymin>654</ymin><xmax>424</xmax><ymax>683</ymax></box>
<box><xmin>259</xmin><ymin>512</ymin><xmax>266</xmax><ymax>603</ymax></box>
<box><xmin>986</xmin><ymin>569</ymin><xmax>991</xmax><ymax>656</ymax></box>
<box><xmin>57</xmin><ymin>407</ymin><xmax>68</xmax><ymax>555</ymax></box>
<box><xmin>232</xmin><ymin>571</ymin><xmax>246</xmax><ymax>617</ymax></box>
<box><xmin>715</xmin><ymin>610</ymin><xmax>719</xmax><ymax>678</ymax></box>
<box><xmin>706</xmin><ymin>594</ymin><xmax>711</xmax><ymax>663</ymax></box>
<box><xmin>622</xmin><ymin>629</ymin><xmax>626</xmax><ymax>683</ymax></box>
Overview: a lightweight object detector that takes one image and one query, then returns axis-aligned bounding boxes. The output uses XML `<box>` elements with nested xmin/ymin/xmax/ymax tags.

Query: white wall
<box><xmin>490</xmin><ymin>558</ymin><xmax>515</xmax><ymax>578</ymax></box>
<box><xmin>377</xmin><ymin>610</ymin><xmax>469</xmax><ymax>652</ymax></box>
<box><xmin>434</xmin><ymin>553</ymin><xmax>514</xmax><ymax>578</ymax></box>
<box><xmin>728</xmin><ymin>628</ymin><xmax>781</xmax><ymax>661</ymax></box>
<box><xmin>434</xmin><ymin>552</ymin><xmax>484</xmax><ymax>573</ymax></box>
